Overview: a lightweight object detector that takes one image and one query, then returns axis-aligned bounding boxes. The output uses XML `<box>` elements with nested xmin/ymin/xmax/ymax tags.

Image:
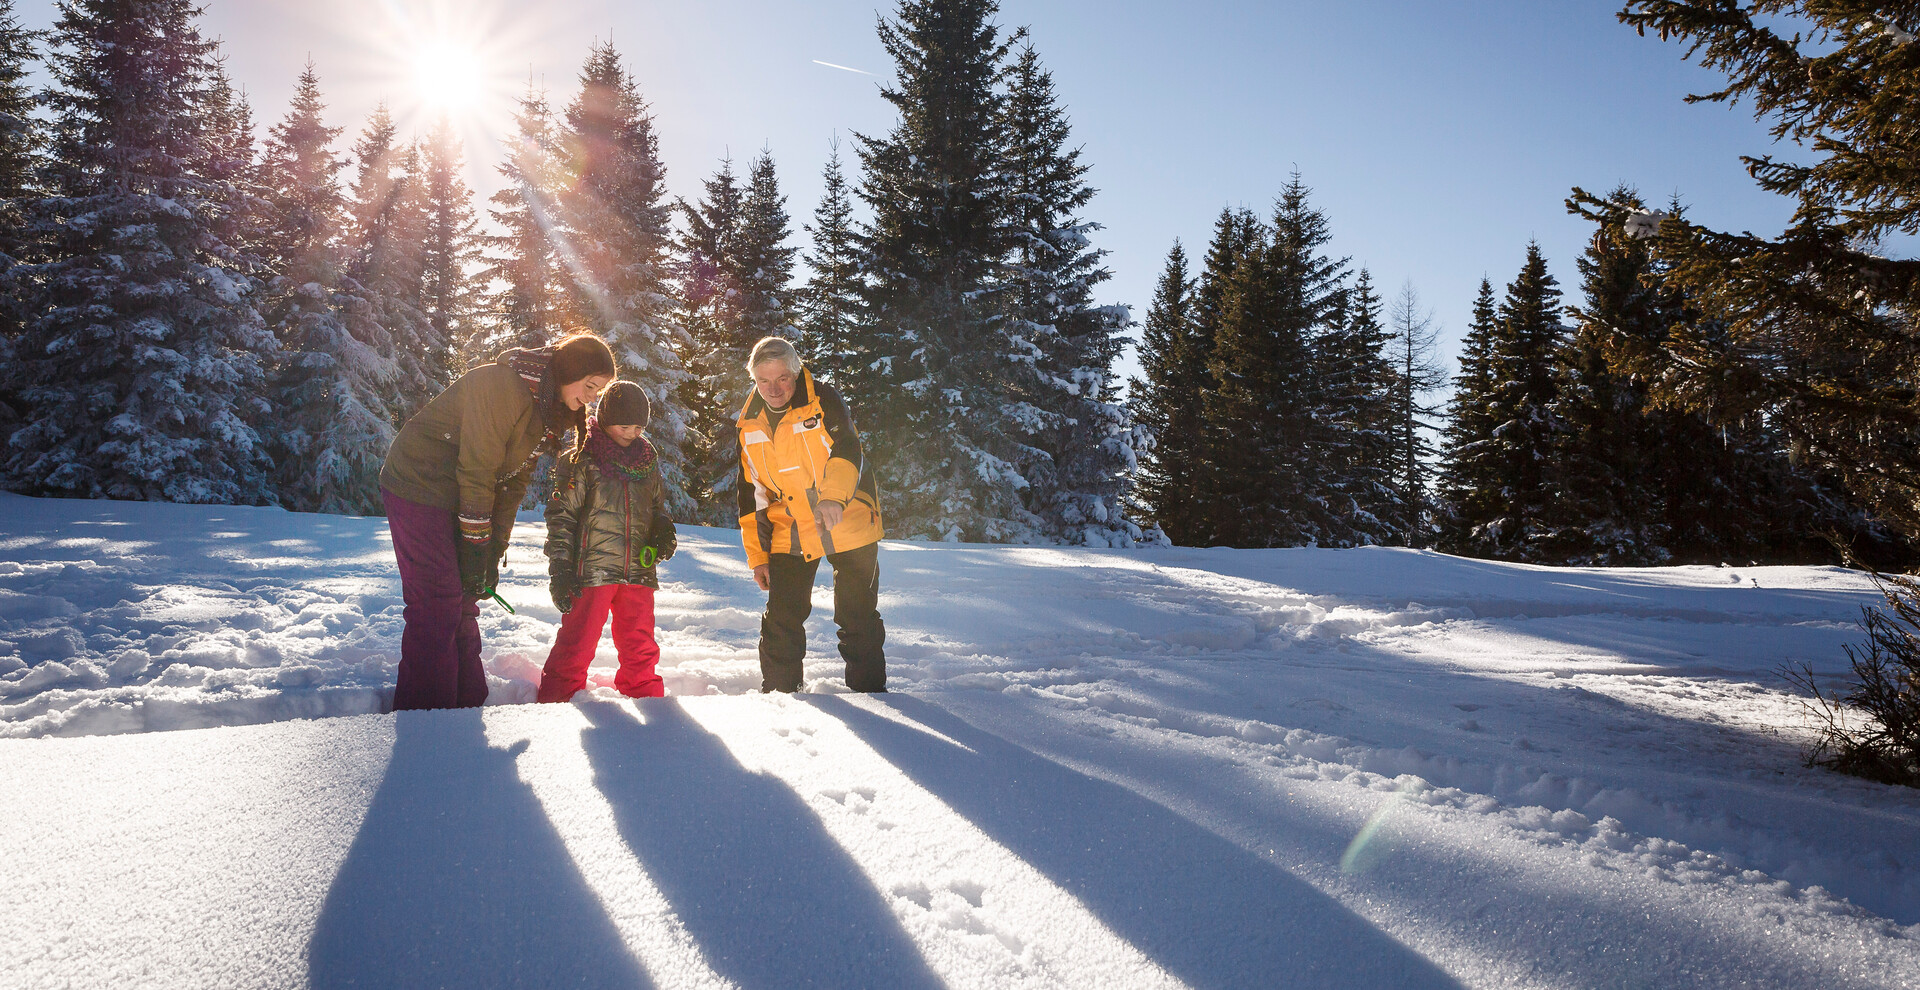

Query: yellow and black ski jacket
<box><xmin>735</xmin><ymin>369</ymin><xmax>883</xmax><ymax>567</ymax></box>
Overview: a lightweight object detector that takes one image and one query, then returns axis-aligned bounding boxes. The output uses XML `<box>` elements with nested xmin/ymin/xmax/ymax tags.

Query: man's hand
<box><xmin>816</xmin><ymin>500</ymin><xmax>844</xmax><ymax>532</ymax></box>
<box><xmin>754</xmin><ymin>563</ymin><xmax>771</xmax><ymax>591</ymax></box>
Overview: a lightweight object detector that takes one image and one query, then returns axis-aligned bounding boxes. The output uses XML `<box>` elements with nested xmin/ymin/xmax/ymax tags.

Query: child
<box><xmin>538</xmin><ymin>380</ymin><xmax>676</xmax><ymax>702</ymax></box>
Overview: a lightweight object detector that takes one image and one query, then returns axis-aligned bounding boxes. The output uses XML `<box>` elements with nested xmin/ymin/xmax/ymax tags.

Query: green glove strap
<box><xmin>480</xmin><ymin>587</ymin><xmax>517</xmax><ymax>614</ymax></box>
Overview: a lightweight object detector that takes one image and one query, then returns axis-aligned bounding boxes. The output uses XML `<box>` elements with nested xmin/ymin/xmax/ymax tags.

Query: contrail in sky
<box><xmin>812</xmin><ymin>60</ymin><xmax>873</xmax><ymax>75</ymax></box>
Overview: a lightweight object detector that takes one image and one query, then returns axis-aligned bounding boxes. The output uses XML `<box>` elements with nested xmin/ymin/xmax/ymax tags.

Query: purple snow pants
<box><xmin>383</xmin><ymin>489</ymin><xmax>488</xmax><ymax>710</ymax></box>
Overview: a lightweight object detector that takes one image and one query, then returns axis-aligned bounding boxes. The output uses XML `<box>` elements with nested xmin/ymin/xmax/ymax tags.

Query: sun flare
<box><xmin>412</xmin><ymin>41</ymin><xmax>487</xmax><ymax>113</ymax></box>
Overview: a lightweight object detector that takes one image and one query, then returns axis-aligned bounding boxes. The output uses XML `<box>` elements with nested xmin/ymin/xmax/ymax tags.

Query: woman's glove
<box><xmin>458</xmin><ymin>538</ymin><xmax>492</xmax><ymax>598</ymax></box>
<box><xmin>487</xmin><ymin>533</ymin><xmax>507</xmax><ymax>588</ymax></box>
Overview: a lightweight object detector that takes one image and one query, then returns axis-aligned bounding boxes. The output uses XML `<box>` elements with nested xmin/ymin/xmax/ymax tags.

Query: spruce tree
<box><xmin>0</xmin><ymin>0</ymin><xmax>42</xmax><ymax>441</ymax></box>
<box><xmin>1437</xmin><ymin>279</ymin><xmax>1500</xmax><ymax>551</ymax></box>
<box><xmin>1568</xmin><ymin>189</ymin><xmax>1863</xmax><ymax>565</ymax></box>
<box><xmin>1311</xmin><ymin>268</ymin><xmax>1402</xmax><ymax>546</ymax></box>
<box><xmin>798</xmin><ymin>139</ymin><xmax>864</xmax><ymax>385</ymax></box>
<box><xmin>679</xmin><ymin>155</ymin><xmax>742</xmax><ymax>342</ymax></box>
<box><xmin>1439</xmin><ymin>244</ymin><xmax>1566</xmax><ymax>561</ymax></box>
<box><xmin>1547</xmin><ymin>187</ymin><xmax>1671</xmax><ymax>564</ymax></box>
<box><xmin>1131</xmin><ymin>241</ymin><xmax>1206</xmax><ymax>543</ymax></box>
<box><xmin>736</xmin><ymin>151</ymin><xmax>799</xmax><ymax>344</ymax></box>
<box><xmin>345</xmin><ymin>106</ymin><xmax>440</xmax><ymax>423</ymax></box>
<box><xmin>419</xmin><ymin>114</ymin><xmax>479</xmax><ymax>378</ymax></box>
<box><xmin>1203</xmin><ymin>175</ymin><xmax>1348</xmax><ymax>548</ymax></box>
<box><xmin>3</xmin><ymin>0</ymin><xmax>276</xmax><ymax>503</ymax></box>
<box><xmin>0</xmin><ymin>0</ymin><xmax>40</xmax><ymax>345</ymax></box>
<box><xmin>710</xmin><ymin>150</ymin><xmax>798</xmax><ymax>518</ymax></box>
<box><xmin>479</xmin><ymin>84</ymin><xmax>565</xmax><ymax>359</ymax></box>
<box><xmin>259</xmin><ymin>65</ymin><xmax>400</xmax><ymax>514</ymax></box>
<box><xmin>677</xmin><ymin>150</ymin><xmax>800</xmax><ymax>522</ymax></box>
<box><xmin>1176</xmin><ymin>207</ymin><xmax>1264</xmax><ymax>544</ymax></box>
<box><xmin>555</xmin><ymin>43</ymin><xmax>695</xmax><ymax>512</ymax></box>
<box><xmin>676</xmin><ymin>155</ymin><xmax>744</xmax><ymax>516</ymax></box>
<box><xmin>1598</xmin><ymin>2</ymin><xmax>1920</xmax><ymax>541</ymax></box>
<box><xmin>199</xmin><ymin>62</ymin><xmax>262</xmax><ymax>258</ymax></box>
<box><xmin>999</xmin><ymin>39</ymin><xmax>1145</xmax><ymax>546</ymax></box>
<box><xmin>853</xmin><ymin>0</ymin><xmax>1024</xmax><ymax>541</ymax></box>
<box><xmin>1384</xmin><ymin>280</ymin><xmax>1447</xmax><ymax>545</ymax></box>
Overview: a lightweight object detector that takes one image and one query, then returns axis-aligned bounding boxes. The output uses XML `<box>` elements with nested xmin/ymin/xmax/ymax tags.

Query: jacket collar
<box><xmin>739</xmin><ymin>366</ymin><xmax>815</xmax><ymax>423</ymax></box>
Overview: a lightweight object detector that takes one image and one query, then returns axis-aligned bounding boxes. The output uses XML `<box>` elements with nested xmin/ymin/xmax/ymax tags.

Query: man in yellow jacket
<box><xmin>736</xmin><ymin>337</ymin><xmax>887</xmax><ymax>692</ymax></box>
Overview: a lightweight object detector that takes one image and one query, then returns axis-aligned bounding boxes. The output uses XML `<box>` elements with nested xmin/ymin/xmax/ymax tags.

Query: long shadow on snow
<box><xmin>810</xmin><ymin>693</ymin><xmax>1465</xmax><ymax>990</ymax></box>
<box><xmin>306</xmin><ymin>709</ymin><xmax>650</xmax><ymax>990</ymax></box>
<box><xmin>576</xmin><ymin>699</ymin><xmax>945</xmax><ymax>990</ymax></box>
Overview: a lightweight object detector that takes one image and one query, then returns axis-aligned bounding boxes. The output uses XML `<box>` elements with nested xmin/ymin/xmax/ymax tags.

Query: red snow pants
<box><xmin>538</xmin><ymin>583</ymin><xmax>664</xmax><ymax>702</ymax></box>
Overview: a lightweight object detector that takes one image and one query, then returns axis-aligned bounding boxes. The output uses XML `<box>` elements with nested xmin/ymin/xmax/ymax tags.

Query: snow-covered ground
<box><xmin>3</xmin><ymin>492</ymin><xmax>1917</xmax><ymax>988</ymax></box>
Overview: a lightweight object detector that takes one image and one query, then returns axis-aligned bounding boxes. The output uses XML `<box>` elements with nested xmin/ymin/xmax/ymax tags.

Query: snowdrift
<box><xmin>2</xmin><ymin>493</ymin><xmax>1917</xmax><ymax>988</ymax></box>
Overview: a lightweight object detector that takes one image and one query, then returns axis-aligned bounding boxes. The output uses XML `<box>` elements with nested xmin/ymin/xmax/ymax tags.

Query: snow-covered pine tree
<box><xmin>3</xmin><ymin>0</ymin><xmax>276</xmax><ymax>503</ymax></box>
<box><xmin>1438</xmin><ymin>243</ymin><xmax>1565</xmax><ymax>561</ymax></box>
<box><xmin>0</xmin><ymin>0</ymin><xmax>40</xmax><ymax>348</ymax></box>
<box><xmin>1384</xmin><ymin>280</ymin><xmax>1447</xmax><ymax>546</ymax></box>
<box><xmin>679</xmin><ymin>149</ymin><xmax>799</xmax><ymax>524</ymax></box>
<box><xmin>199</xmin><ymin>61</ymin><xmax>262</xmax><ymax>248</ymax></box>
<box><xmin>998</xmin><ymin>38</ymin><xmax>1148</xmax><ymax>547</ymax></box>
<box><xmin>258</xmin><ymin>64</ymin><xmax>344</xmax><ymax>291</ymax></box>
<box><xmin>679</xmin><ymin>157</ymin><xmax>742</xmax><ymax>354</ymax></box>
<box><xmin>345</xmin><ymin>105</ymin><xmax>441</xmax><ymax>424</ymax></box>
<box><xmin>418</xmin><ymin>114</ymin><xmax>479</xmax><ymax>378</ymax></box>
<box><xmin>798</xmin><ymin>139</ymin><xmax>864</xmax><ymax>386</ymax></box>
<box><xmin>736</xmin><ymin>151</ymin><xmax>800</xmax><ymax>344</ymax></box>
<box><xmin>259</xmin><ymin>65</ymin><xmax>401</xmax><ymax>514</ymax></box>
<box><xmin>1310</xmin><ymin>269</ymin><xmax>1403</xmax><ymax>546</ymax></box>
<box><xmin>477</xmin><ymin>83</ymin><xmax>566</xmax><ymax>362</ymax></box>
<box><xmin>1203</xmin><ymin>175</ymin><xmax>1348</xmax><ymax>548</ymax></box>
<box><xmin>1131</xmin><ymin>241</ymin><xmax>1207</xmax><ymax>543</ymax></box>
<box><xmin>675</xmin><ymin>155</ymin><xmax>744</xmax><ymax>518</ymax></box>
<box><xmin>555</xmin><ymin>43</ymin><xmax>696</xmax><ymax>514</ymax></box>
<box><xmin>854</xmin><ymin>0</ymin><xmax>1026</xmax><ymax>541</ymax></box>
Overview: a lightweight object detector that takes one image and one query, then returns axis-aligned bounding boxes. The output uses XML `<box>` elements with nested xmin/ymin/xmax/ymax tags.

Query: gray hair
<box><xmin>746</xmin><ymin>336</ymin><xmax>803</xmax><ymax>374</ymax></box>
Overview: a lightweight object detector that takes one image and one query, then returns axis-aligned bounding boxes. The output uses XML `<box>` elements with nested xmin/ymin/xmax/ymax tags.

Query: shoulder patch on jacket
<box><xmin>743</xmin><ymin>430</ymin><xmax>771</xmax><ymax>445</ymax></box>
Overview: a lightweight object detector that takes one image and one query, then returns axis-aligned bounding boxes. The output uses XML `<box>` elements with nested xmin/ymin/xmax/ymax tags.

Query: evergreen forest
<box><xmin>0</xmin><ymin>0</ymin><xmax>1914</xmax><ymax>573</ymax></box>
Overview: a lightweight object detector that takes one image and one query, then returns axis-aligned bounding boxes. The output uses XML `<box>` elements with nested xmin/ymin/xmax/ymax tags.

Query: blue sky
<box><xmin>17</xmin><ymin>0</ymin><xmax>1811</xmax><ymax>382</ymax></box>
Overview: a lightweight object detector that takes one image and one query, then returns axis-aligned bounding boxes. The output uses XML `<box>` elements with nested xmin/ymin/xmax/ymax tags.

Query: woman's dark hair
<box><xmin>549</xmin><ymin>334</ymin><xmax>617</xmax><ymax>458</ymax></box>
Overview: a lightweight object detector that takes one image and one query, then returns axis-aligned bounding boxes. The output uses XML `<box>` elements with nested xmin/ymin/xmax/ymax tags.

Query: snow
<box><xmin>2</xmin><ymin>492</ymin><xmax>1918</xmax><ymax>988</ymax></box>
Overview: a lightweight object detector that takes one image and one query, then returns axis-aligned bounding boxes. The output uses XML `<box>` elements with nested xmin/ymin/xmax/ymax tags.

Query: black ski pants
<box><xmin>759</xmin><ymin>542</ymin><xmax>885</xmax><ymax>693</ymax></box>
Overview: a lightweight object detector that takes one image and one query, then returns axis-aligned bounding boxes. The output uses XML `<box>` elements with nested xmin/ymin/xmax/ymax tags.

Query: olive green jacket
<box><xmin>544</xmin><ymin>445</ymin><xmax>675</xmax><ymax>590</ymax></box>
<box><xmin>378</xmin><ymin>357</ymin><xmax>556</xmax><ymax>537</ymax></box>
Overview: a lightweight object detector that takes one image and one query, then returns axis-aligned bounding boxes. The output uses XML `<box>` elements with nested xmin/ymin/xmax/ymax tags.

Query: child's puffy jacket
<box><xmin>545</xmin><ymin>439</ymin><xmax>675</xmax><ymax>590</ymax></box>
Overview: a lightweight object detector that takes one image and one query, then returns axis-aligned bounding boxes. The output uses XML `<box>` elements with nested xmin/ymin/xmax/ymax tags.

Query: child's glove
<box><xmin>550</xmin><ymin>569</ymin><xmax>577</xmax><ymax>614</ymax></box>
<box><xmin>651</xmin><ymin>514</ymin><xmax>678</xmax><ymax>564</ymax></box>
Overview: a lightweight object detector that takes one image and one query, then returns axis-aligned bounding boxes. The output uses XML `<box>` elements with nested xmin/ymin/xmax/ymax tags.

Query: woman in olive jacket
<box><xmin>378</xmin><ymin>335</ymin><xmax>616</xmax><ymax>710</ymax></box>
<box><xmin>537</xmin><ymin>381</ymin><xmax>676</xmax><ymax>702</ymax></box>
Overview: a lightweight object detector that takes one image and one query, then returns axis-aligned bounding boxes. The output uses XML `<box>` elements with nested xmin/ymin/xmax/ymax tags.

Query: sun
<box><xmin>412</xmin><ymin>41</ymin><xmax>488</xmax><ymax>113</ymax></box>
